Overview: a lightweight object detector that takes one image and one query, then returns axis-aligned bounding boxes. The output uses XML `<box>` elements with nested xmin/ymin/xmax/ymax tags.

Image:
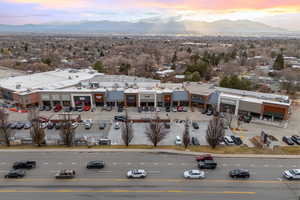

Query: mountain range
<box><xmin>0</xmin><ymin>20</ymin><xmax>291</xmax><ymax>35</ymax></box>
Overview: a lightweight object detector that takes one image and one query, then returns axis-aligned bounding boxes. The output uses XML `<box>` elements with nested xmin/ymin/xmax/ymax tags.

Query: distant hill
<box><xmin>0</xmin><ymin>19</ymin><xmax>288</xmax><ymax>35</ymax></box>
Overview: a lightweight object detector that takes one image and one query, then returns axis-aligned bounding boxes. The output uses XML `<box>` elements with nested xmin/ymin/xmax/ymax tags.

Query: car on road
<box><xmin>183</xmin><ymin>169</ymin><xmax>205</xmax><ymax>179</ymax></box>
<box><xmin>175</xmin><ymin>136</ymin><xmax>182</xmax><ymax>145</ymax></box>
<box><xmin>224</xmin><ymin>136</ymin><xmax>235</xmax><ymax>146</ymax></box>
<box><xmin>99</xmin><ymin>138</ymin><xmax>111</xmax><ymax>145</ymax></box>
<box><xmin>55</xmin><ymin>169</ymin><xmax>76</xmax><ymax>179</ymax></box>
<box><xmin>71</xmin><ymin>122</ymin><xmax>79</xmax><ymax>129</ymax></box>
<box><xmin>283</xmin><ymin>169</ymin><xmax>300</xmax><ymax>180</ymax></box>
<box><xmin>114</xmin><ymin>122</ymin><xmax>120</xmax><ymax>129</ymax></box>
<box><xmin>165</xmin><ymin>107</ymin><xmax>170</xmax><ymax>112</ymax></box>
<box><xmin>4</xmin><ymin>170</ymin><xmax>26</xmax><ymax>179</ymax></box>
<box><xmin>192</xmin><ymin>122</ymin><xmax>199</xmax><ymax>129</ymax></box>
<box><xmin>39</xmin><ymin>106</ymin><xmax>45</xmax><ymax>111</ymax></box>
<box><xmin>99</xmin><ymin>123</ymin><xmax>106</xmax><ymax>130</ymax></box>
<box><xmin>44</xmin><ymin>106</ymin><xmax>52</xmax><ymax>111</ymax></box>
<box><xmin>291</xmin><ymin>135</ymin><xmax>300</xmax><ymax>145</ymax></box>
<box><xmin>40</xmin><ymin>122</ymin><xmax>48</xmax><ymax>129</ymax></box>
<box><xmin>191</xmin><ymin>137</ymin><xmax>200</xmax><ymax>145</ymax></box>
<box><xmin>229</xmin><ymin>169</ymin><xmax>250</xmax><ymax>178</ymax></box>
<box><xmin>64</xmin><ymin>106</ymin><xmax>72</xmax><ymax>112</ymax></box>
<box><xmin>13</xmin><ymin>160</ymin><xmax>36</xmax><ymax>169</ymax></box>
<box><xmin>127</xmin><ymin>169</ymin><xmax>147</xmax><ymax>178</ymax></box>
<box><xmin>198</xmin><ymin>160</ymin><xmax>217</xmax><ymax>169</ymax></box>
<box><xmin>195</xmin><ymin>154</ymin><xmax>213</xmax><ymax>162</ymax></box>
<box><xmin>231</xmin><ymin>135</ymin><xmax>243</xmax><ymax>145</ymax></box>
<box><xmin>282</xmin><ymin>136</ymin><xmax>294</xmax><ymax>145</ymax></box>
<box><xmin>86</xmin><ymin>160</ymin><xmax>105</xmax><ymax>169</ymax></box>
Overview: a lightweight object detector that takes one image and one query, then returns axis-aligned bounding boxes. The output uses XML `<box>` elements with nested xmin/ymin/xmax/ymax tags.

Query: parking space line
<box><xmin>1</xmin><ymin>162</ymin><xmax>7</xmax><ymax>165</ymax></box>
<box><xmin>72</xmin><ymin>162</ymin><xmax>77</xmax><ymax>165</ymax></box>
<box><xmin>140</xmin><ymin>162</ymin><xmax>145</xmax><ymax>165</ymax></box>
<box><xmin>127</xmin><ymin>162</ymin><xmax>131</xmax><ymax>165</ymax></box>
<box><xmin>43</xmin><ymin>162</ymin><xmax>48</xmax><ymax>165</ymax></box>
<box><xmin>167</xmin><ymin>163</ymin><xmax>173</xmax><ymax>166</ymax></box>
<box><xmin>264</xmin><ymin>165</ymin><xmax>269</xmax><ymax>167</ymax></box>
<box><xmin>97</xmin><ymin>171</ymin><xmax>112</xmax><ymax>173</ymax></box>
<box><xmin>57</xmin><ymin>162</ymin><xmax>63</xmax><ymax>165</ymax></box>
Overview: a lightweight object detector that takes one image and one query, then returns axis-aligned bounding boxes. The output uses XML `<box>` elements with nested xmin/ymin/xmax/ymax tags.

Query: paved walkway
<box><xmin>0</xmin><ymin>148</ymin><xmax>299</xmax><ymax>159</ymax></box>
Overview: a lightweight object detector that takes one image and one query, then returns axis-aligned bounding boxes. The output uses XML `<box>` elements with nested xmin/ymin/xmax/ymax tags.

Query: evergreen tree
<box><xmin>92</xmin><ymin>61</ymin><xmax>105</xmax><ymax>73</ymax></box>
<box><xmin>273</xmin><ymin>54</ymin><xmax>284</xmax><ymax>70</ymax></box>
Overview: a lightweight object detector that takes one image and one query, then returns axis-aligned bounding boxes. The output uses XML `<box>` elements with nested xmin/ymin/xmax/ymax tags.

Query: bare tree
<box><xmin>206</xmin><ymin>116</ymin><xmax>225</xmax><ymax>149</ymax></box>
<box><xmin>145</xmin><ymin>115</ymin><xmax>169</xmax><ymax>147</ymax></box>
<box><xmin>182</xmin><ymin>119</ymin><xmax>190</xmax><ymax>149</ymax></box>
<box><xmin>59</xmin><ymin>114</ymin><xmax>76</xmax><ymax>147</ymax></box>
<box><xmin>0</xmin><ymin>108</ymin><xmax>14</xmax><ymax>146</ymax></box>
<box><xmin>121</xmin><ymin>110</ymin><xmax>134</xmax><ymax>146</ymax></box>
<box><xmin>28</xmin><ymin>108</ymin><xmax>45</xmax><ymax>147</ymax></box>
<box><xmin>224</xmin><ymin>109</ymin><xmax>234</xmax><ymax>129</ymax></box>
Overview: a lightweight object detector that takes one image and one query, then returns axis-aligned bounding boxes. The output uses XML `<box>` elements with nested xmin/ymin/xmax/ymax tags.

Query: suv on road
<box><xmin>283</xmin><ymin>169</ymin><xmax>300</xmax><ymax>180</ymax></box>
<box><xmin>198</xmin><ymin>160</ymin><xmax>217</xmax><ymax>169</ymax></box>
<box><xmin>127</xmin><ymin>169</ymin><xmax>147</xmax><ymax>178</ymax></box>
<box><xmin>55</xmin><ymin>169</ymin><xmax>76</xmax><ymax>179</ymax></box>
<box><xmin>13</xmin><ymin>161</ymin><xmax>36</xmax><ymax>169</ymax></box>
<box><xmin>4</xmin><ymin>170</ymin><xmax>26</xmax><ymax>179</ymax></box>
<box><xmin>86</xmin><ymin>160</ymin><xmax>105</xmax><ymax>169</ymax></box>
<box><xmin>229</xmin><ymin>169</ymin><xmax>250</xmax><ymax>178</ymax></box>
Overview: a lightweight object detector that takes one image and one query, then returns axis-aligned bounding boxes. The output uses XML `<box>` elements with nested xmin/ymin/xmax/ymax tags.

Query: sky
<box><xmin>0</xmin><ymin>0</ymin><xmax>300</xmax><ymax>30</ymax></box>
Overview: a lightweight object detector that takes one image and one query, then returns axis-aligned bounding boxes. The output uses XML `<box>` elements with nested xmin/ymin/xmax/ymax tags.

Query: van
<box><xmin>175</xmin><ymin>136</ymin><xmax>182</xmax><ymax>145</ymax></box>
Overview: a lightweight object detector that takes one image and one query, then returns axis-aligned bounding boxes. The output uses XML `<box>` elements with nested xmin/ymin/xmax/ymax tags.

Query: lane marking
<box><xmin>97</xmin><ymin>171</ymin><xmax>112</xmax><ymax>173</ymax></box>
<box><xmin>0</xmin><ymin>189</ymin><xmax>256</xmax><ymax>194</ymax></box>
<box><xmin>1</xmin><ymin>162</ymin><xmax>7</xmax><ymax>165</ymax></box>
<box><xmin>140</xmin><ymin>162</ymin><xmax>145</xmax><ymax>165</ymax></box>
<box><xmin>127</xmin><ymin>162</ymin><xmax>131</xmax><ymax>165</ymax></box>
<box><xmin>57</xmin><ymin>162</ymin><xmax>63</xmax><ymax>165</ymax></box>
<box><xmin>167</xmin><ymin>163</ymin><xmax>173</xmax><ymax>166</ymax></box>
<box><xmin>148</xmin><ymin>171</ymin><xmax>161</xmax><ymax>174</ymax></box>
<box><xmin>71</xmin><ymin>162</ymin><xmax>77</xmax><ymax>165</ymax></box>
<box><xmin>154</xmin><ymin>163</ymin><xmax>158</xmax><ymax>165</ymax></box>
<box><xmin>264</xmin><ymin>165</ymin><xmax>269</xmax><ymax>168</ymax></box>
<box><xmin>43</xmin><ymin>162</ymin><xmax>48</xmax><ymax>165</ymax></box>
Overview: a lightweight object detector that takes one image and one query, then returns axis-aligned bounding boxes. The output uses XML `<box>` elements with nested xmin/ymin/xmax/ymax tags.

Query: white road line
<box><xmin>292</xmin><ymin>165</ymin><xmax>297</xmax><ymax>168</ymax></box>
<box><xmin>140</xmin><ymin>162</ymin><xmax>145</xmax><ymax>165</ymax></box>
<box><xmin>72</xmin><ymin>162</ymin><xmax>77</xmax><ymax>165</ymax></box>
<box><xmin>43</xmin><ymin>162</ymin><xmax>48</xmax><ymax>165</ymax></box>
<box><xmin>148</xmin><ymin>171</ymin><xmax>161</xmax><ymax>174</ymax></box>
<box><xmin>167</xmin><ymin>163</ymin><xmax>173</xmax><ymax>166</ymax></box>
<box><xmin>57</xmin><ymin>162</ymin><xmax>63</xmax><ymax>165</ymax></box>
<box><xmin>1</xmin><ymin>162</ymin><xmax>7</xmax><ymax>165</ymax></box>
<box><xmin>264</xmin><ymin>165</ymin><xmax>269</xmax><ymax>167</ymax></box>
<box><xmin>250</xmin><ymin>164</ymin><xmax>255</xmax><ymax>167</ymax></box>
<box><xmin>97</xmin><ymin>171</ymin><xmax>112</xmax><ymax>173</ymax></box>
<box><xmin>154</xmin><ymin>163</ymin><xmax>158</xmax><ymax>165</ymax></box>
<box><xmin>127</xmin><ymin>162</ymin><xmax>131</xmax><ymax>165</ymax></box>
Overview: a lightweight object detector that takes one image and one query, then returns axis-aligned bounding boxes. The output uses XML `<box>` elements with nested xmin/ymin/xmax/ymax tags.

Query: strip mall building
<box><xmin>0</xmin><ymin>68</ymin><xmax>291</xmax><ymax>121</ymax></box>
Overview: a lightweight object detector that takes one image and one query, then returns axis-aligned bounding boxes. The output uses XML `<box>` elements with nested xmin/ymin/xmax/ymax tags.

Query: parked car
<box><xmin>39</xmin><ymin>106</ymin><xmax>45</xmax><ymax>111</ymax></box>
<box><xmin>114</xmin><ymin>115</ymin><xmax>126</xmax><ymax>122</ymax></box>
<box><xmin>83</xmin><ymin>105</ymin><xmax>91</xmax><ymax>111</ymax></box>
<box><xmin>138</xmin><ymin>107</ymin><xmax>142</xmax><ymax>113</ymax></box>
<box><xmin>55</xmin><ymin>169</ymin><xmax>76</xmax><ymax>179</ymax></box>
<box><xmin>291</xmin><ymin>135</ymin><xmax>300</xmax><ymax>145</ymax></box>
<box><xmin>192</xmin><ymin>122</ymin><xmax>199</xmax><ymax>129</ymax></box>
<box><xmin>99</xmin><ymin>138</ymin><xmax>111</xmax><ymax>145</ymax></box>
<box><xmin>165</xmin><ymin>107</ymin><xmax>170</xmax><ymax>112</ymax></box>
<box><xmin>198</xmin><ymin>160</ymin><xmax>217</xmax><ymax>169</ymax></box>
<box><xmin>99</xmin><ymin>123</ymin><xmax>106</xmax><ymax>130</ymax></box>
<box><xmin>283</xmin><ymin>169</ymin><xmax>300</xmax><ymax>180</ymax></box>
<box><xmin>71</xmin><ymin>122</ymin><xmax>79</xmax><ymax>129</ymax></box>
<box><xmin>177</xmin><ymin>106</ymin><xmax>184</xmax><ymax>112</ymax></box>
<box><xmin>102</xmin><ymin>106</ymin><xmax>112</xmax><ymax>111</ymax></box>
<box><xmin>75</xmin><ymin>106</ymin><xmax>84</xmax><ymax>112</ymax></box>
<box><xmin>127</xmin><ymin>169</ymin><xmax>147</xmax><ymax>178</ymax></box>
<box><xmin>172</xmin><ymin>107</ymin><xmax>177</xmax><ymax>112</ymax></box>
<box><xmin>206</xmin><ymin>109</ymin><xmax>213</xmax><ymax>116</ymax></box>
<box><xmin>229</xmin><ymin>169</ymin><xmax>250</xmax><ymax>178</ymax></box>
<box><xmin>195</xmin><ymin>154</ymin><xmax>213</xmax><ymax>162</ymax></box>
<box><xmin>156</xmin><ymin>107</ymin><xmax>161</xmax><ymax>112</ymax></box>
<box><xmin>201</xmin><ymin>109</ymin><xmax>207</xmax><ymax>114</ymax></box>
<box><xmin>175</xmin><ymin>136</ymin><xmax>182</xmax><ymax>145</ymax></box>
<box><xmin>47</xmin><ymin>122</ymin><xmax>55</xmax><ymax>129</ymax></box>
<box><xmin>13</xmin><ymin>160</ymin><xmax>36</xmax><ymax>169</ymax></box>
<box><xmin>84</xmin><ymin>120</ymin><xmax>93</xmax><ymax>129</ymax></box>
<box><xmin>64</xmin><ymin>106</ymin><xmax>72</xmax><ymax>112</ymax></box>
<box><xmin>10</xmin><ymin>122</ymin><xmax>18</xmax><ymax>129</ymax></box>
<box><xmin>53</xmin><ymin>105</ymin><xmax>62</xmax><ymax>112</ymax></box>
<box><xmin>282</xmin><ymin>136</ymin><xmax>294</xmax><ymax>145</ymax></box>
<box><xmin>40</xmin><ymin>122</ymin><xmax>48</xmax><ymax>129</ymax></box>
<box><xmin>24</xmin><ymin>122</ymin><xmax>32</xmax><ymax>129</ymax></box>
<box><xmin>224</xmin><ymin>136</ymin><xmax>235</xmax><ymax>146</ymax></box>
<box><xmin>4</xmin><ymin>170</ymin><xmax>26</xmax><ymax>179</ymax></box>
<box><xmin>86</xmin><ymin>160</ymin><xmax>105</xmax><ymax>169</ymax></box>
<box><xmin>183</xmin><ymin>169</ymin><xmax>205</xmax><ymax>179</ymax></box>
<box><xmin>16</xmin><ymin>122</ymin><xmax>25</xmax><ymax>129</ymax></box>
<box><xmin>117</xmin><ymin>106</ymin><xmax>123</xmax><ymax>112</ymax></box>
<box><xmin>164</xmin><ymin>123</ymin><xmax>171</xmax><ymax>129</ymax></box>
<box><xmin>55</xmin><ymin>122</ymin><xmax>61</xmax><ymax>130</ymax></box>
<box><xmin>191</xmin><ymin>137</ymin><xmax>200</xmax><ymax>145</ymax></box>
<box><xmin>44</xmin><ymin>106</ymin><xmax>52</xmax><ymax>111</ymax></box>
<box><xmin>183</xmin><ymin>107</ymin><xmax>188</xmax><ymax>112</ymax></box>
<box><xmin>114</xmin><ymin>122</ymin><xmax>120</xmax><ymax>129</ymax></box>
<box><xmin>231</xmin><ymin>135</ymin><xmax>243</xmax><ymax>145</ymax></box>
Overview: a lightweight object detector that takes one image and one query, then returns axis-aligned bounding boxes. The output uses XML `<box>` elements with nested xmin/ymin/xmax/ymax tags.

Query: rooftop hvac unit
<box><xmin>16</xmin><ymin>84</ymin><xmax>21</xmax><ymax>89</ymax></box>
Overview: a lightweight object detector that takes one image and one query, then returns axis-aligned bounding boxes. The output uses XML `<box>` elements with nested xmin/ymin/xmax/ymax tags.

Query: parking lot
<box><xmin>3</xmin><ymin>103</ymin><xmax>300</xmax><ymax>147</ymax></box>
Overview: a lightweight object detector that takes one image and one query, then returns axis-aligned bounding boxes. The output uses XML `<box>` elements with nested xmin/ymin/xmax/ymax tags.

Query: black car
<box><xmin>150</xmin><ymin>107</ymin><xmax>155</xmax><ymax>112</ymax></box>
<box><xmin>138</xmin><ymin>107</ymin><xmax>142</xmax><ymax>113</ymax></box>
<box><xmin>231</xmin><ymin>135</ymin><xmax>243</xmax><ymax>145</ymax></box>
<box><xmin>16</xmin><ymin>122</ymin><xmax>25</xmax><ymax>129</ymax></box>
<box><xmin>47</xmin><ymin>122</ymin><xmax>55</xmax><ymax>129</ymax></box>
<box><xmin>118</xmin><ymin>106</ymin><xmax>123</xmax><ymax>112</ymax></box>
<box><xmin>291</xmin><ymin>135</ymin><xmax>300</xmax><ymax>145</ymax></box>
<box><xmin>201</xmin><ymin>109</ymin><xmax>207</xmax><ymax>114</ymax></box>
<box><xmin>44</xmin><ymin>106</ymin><xmax>52</xmax><ymax>111</ymax></box>
<box><xmin>114</xmin><ymin>115</ymin><xmax>126</xmax><ymax>122</ymax></box>
<box><xmin>198</xmin><ymin>160</ymin><xmax>217</xmax><ymax>169</ymax></box>
<box><xmin>10</xmin><ymin>122</ymin><xmax>18</xmax><ymax>129</ymax></box>
<box><xmin>99</xmin><ymin>123</ymin><xmax>106</xmax><ymax>130</ymax></box>
<box><xmin>192</xmin><ymin>122</ymin><xmax>199</xmax><ymax>129</ymax></box>
<box><xmin>39</xmin><ymin>106</ymin><xmax>45</xmax><ymax>111</ymax></box>
<box><xmin>86</xmin><ymin>160</ymin><xmax>105</xmax><ymax>169</ymax></box>
<box><xmin>164</xmin><ymin>123</ymin><xmax>171</xmax><ymax>129</ymax></box>
<box><xmin>191</xmin><ymin>137</ymin><xmax>200</xmax><ymax>145</ymax></box>
<box><xmin>206</xmin><ymin>109</ymin><xmax>213</xmax><ymax>116</ymax></box>
<box><xmin>4</xmin><ymin>170</ymin><xmax>26</xmax><ymax>179</ymax></box>
<box><xmin>283</xmin><ymin>136</ymin><xmax>294</xmax><ymax>145</ymax></box>
<box><xmin>13</xmin><ymin>161</ymin><xmax>36</xmax><ymax>169</ymax></box>
<box><xmin>229</xmin><ymin>169</ymin><xmax>250</xmax><ymax>178</ymax></box>
<box><xmin>165</xmin><ymin>107</ymin><xmax>170</xmax><ymax>112</ymax></box>
<box><xmin>64</xmin><ymin>106</ymin><xmax>72</xmax><ymax>112</ymax></box>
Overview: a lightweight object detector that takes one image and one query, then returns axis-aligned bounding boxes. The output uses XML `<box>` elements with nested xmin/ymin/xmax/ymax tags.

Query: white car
<box><xmin>127</xmin><ymin>169</ymin><xmax>147</xmax><ymax>178</ymax></box>
<box><xmin>175</xmin><ymin>136</ymin><xmax>182</xmax><ymax>145</ymax></box>
<box><xmin>183</xmin><ymin>169</ymin><xmax>205</xmax><ymax>179</ymax></box>
<box><xmin>156</xmin><ymin>107</ymin><xmax>161</xmax><ymax>112</ymax></box>
<box><xmin>172</xmin><ymin>107</ymin><xmax>177</xmax><ymax>112</ymax></box>
<box><xmin>84</xmin><ymin>119</ymin><xmax>93</xmax><ymax>129</ymax></box>
<box><xmin>283</xmin><ymin>169</ymin><xmax>300</xmax><ymax>180</ymax></box>
<box><xmin>114</xmin><ymin>122</ymin><xmax>120</xmax><ymax>129</ymax></box>
<box><xmin>224</xmin><ymin>136</ymin><xmax>235</xmax><ymax>145</ymax></box>
<box><xmin>71</xmin><ymin>122</ymin><xmax>79</xmax><ymax>129</ymax></box>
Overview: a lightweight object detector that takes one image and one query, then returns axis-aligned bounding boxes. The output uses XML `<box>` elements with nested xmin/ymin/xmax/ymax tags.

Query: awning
<box><xmin>107</xmin><ymin>91</ymin><xmax>124</xmax><ymax>102</ymax></box>
<box><xmin>172</xmin><ymin>91</ymin><xmax>189</xmax><ymax>101</ymax></box>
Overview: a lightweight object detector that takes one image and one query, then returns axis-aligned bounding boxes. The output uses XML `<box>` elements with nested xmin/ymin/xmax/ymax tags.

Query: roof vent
<box><xmin>16</xmin><ymin>84</ymin><xmax>21</xmax><ymax>89</ymax></box>
<box><xmin>68</xmin><ymin>76</ymin><xmax>72</xmax><ymax>80</ymax></box>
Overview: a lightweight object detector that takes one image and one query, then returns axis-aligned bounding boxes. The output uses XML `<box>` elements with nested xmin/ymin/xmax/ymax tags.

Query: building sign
<box><xmin>95</xmin><ymin>94</ymin><xmax>104</xmax><ymax>102</ymax></box>
<box><xmin>164</xmin><ymin>95</ymin><xmax>171</xmax><ymax>103</ymax></box>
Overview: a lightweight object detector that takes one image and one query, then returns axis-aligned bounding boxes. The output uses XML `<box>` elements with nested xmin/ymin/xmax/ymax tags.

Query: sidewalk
<box><xmin>0</xmin><ymin>148</ymin><xmax>300</xmax><ymax>159</ymax></box>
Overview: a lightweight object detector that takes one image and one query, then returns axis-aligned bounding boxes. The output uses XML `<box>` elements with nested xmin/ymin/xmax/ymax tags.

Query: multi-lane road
<box><xmin>0</xmin><ymin>151</ymin><xmax>299</xmax><ymax>200</ymax></box>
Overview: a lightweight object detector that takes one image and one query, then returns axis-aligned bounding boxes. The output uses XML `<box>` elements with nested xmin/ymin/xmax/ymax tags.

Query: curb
<box><xmin>0</xmin><ymin>148</ymin><xmax>299</xmax><ymax>159</ymax></box>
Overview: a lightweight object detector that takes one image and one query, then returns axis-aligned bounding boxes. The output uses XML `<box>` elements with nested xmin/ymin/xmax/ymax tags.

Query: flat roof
<box><xmin>0</xmin><ymin>68</ymin><xmax>101</xmax><ymax>95</ymax></box>
<box><xmin>184</xmin><ymin>82</ymin><xmax>216</xmax><ymax>96</ymax></box>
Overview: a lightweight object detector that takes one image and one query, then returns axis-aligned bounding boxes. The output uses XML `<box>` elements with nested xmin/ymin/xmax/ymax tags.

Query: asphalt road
<box><xmin>0</xmin><ymin>152</ymin><xmax>299</xmax><ymax>200</ymax></box>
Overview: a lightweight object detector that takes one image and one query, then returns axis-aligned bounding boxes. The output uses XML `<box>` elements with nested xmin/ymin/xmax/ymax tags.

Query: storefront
<box><xmin>164</xmin><ymin>94</ymin><xmax>172</xmax><ymax>107</ymax></box>
<box><xmin>191</xmin><ymin>94</ymin><xmax>206</xmax><ymax>108</ymax></box>
<box><xmin>125</xmin><ymin>94</ymin><xmax>137</xmax><ymax>107</ymax></box>
<box><xmin>219</xmin><ymin>98</ymin><xmax>238</xmax><ymax>114</ymax></box>
<box><xmin>262</xmin><ymin>103</ymin><xmax>288</xmax><ymax>121</ymax></box>
<box><xmin>94</xmin><ymin>93</ymin><xmax>105</xmax><ymax>107</ymax></box>
<box><xmin>107</xmin><ymin>91</ymin><xmax>124</xmax><ymax>107</ymax></box>
<box><xmin>172</xmin><ymin>91</ymin><xmax>189</xmax><ymax>107</ymax></box>
<box><xmin>238</xmin><ymin>99</ymin><xmax>262</xmax><ymax>118</ymax></box>
<box><xmin>139</xmin><ymin>93</ymin><xmax>156</xmax><ymax>107</ymax></box>
<box><xmin>72</xmin><ymin>95</ymin><xmax>92</xmax><ymax>108</ymax></box>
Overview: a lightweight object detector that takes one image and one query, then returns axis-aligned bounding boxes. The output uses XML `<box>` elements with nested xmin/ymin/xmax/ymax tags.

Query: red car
<box><xmin>54</xmin><ymin>105</ymin><xmax>62</xmax><ymax>112</ymax></box>
<box><xmin>195</xmin><ymin>154</ymin><xmax>213</xmax><ymax>162</ymax></box>
<box><xmin>177</xmin><ymin>106</ymin><xmax>184</xmax><ymax>112</ymax></box>
<box><xmin>83</xmin><ymin>105</ymin><xmax>91</xmax><ymax>111</ymax></box>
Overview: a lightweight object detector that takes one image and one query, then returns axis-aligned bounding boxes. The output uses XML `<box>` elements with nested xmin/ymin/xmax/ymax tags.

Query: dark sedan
<box><xmin>283</xmin><ymin>136</ymin><xmax>294</xmax><ymax>145</ymax></box>
<box><xmin>86</xmin><ymin>160</ymin><xmax>105</xmax><ymax>169</ymax></box>
<box><xmin>13</xmin><ymin>160</ymin><xmax>36</xmax><ymax>169</ymax></box>
<box><xmin>4</xmin><ymin>170</ymin><xmax>26</xmax><ymax>179</ymax></box>
<box><xmin>291</xmin><ymin>135</ymin><xmax>300</xmax><ymax>145</ymax></box>
<box><xmin>229</xmin><ymin>169</ymin><xmax>250</xmax><ymax>178</ymax></box>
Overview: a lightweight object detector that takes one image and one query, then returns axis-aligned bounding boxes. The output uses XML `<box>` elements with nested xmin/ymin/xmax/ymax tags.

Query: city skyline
<box><xmin>0</xmin><ymin>0</ymin><xmax>300</xmax><ymax>30</ymax></box>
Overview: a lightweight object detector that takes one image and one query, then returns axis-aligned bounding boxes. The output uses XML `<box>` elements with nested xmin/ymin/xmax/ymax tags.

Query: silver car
<box><xmin>283</xmin><ymin>169</ymin><xmax>300</xmax><ymax>180</ymax></box>
<box><xmin>183</xmin><ymin>169</ymin><xmax>205</xmax><ymax>179</ymax></box>
<box><xmin>127</xmin><ymin>169</ymin><xmax>147</xmax><ymax>178</ymax></box>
